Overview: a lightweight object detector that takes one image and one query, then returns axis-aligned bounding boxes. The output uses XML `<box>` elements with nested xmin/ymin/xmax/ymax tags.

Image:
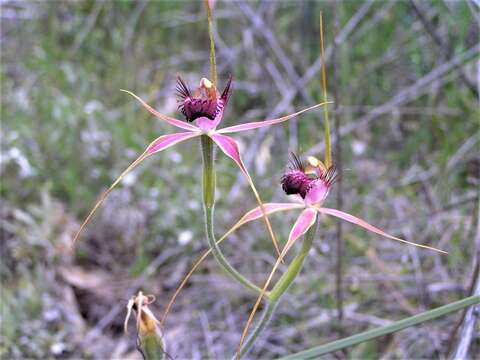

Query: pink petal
<box><xmin>304</xmin><ymin>180</ymin><xmax>330</xmax><ymax>205</ymax></box>
<box><xmin>283</xmin><ymin>208</ymin><xmax>317</xmax><ymax>255</ymax></box>
<box><xmin>195</xmin><ymin>116</ymin><xmax>218</xmax><ymax>132</ymax></box>
<box><xmin>72</xmin><ymin>132</ymin><xmax>198</xmax><ymax>246</ymax></box>
<box><xmin>316</xmin><ymin>207</ymin><xmax>447</xmax><ymax>254</ymax></box>
<box><xmin>240</xmin><ymin>203</ymin><xmax>303</xmax><ymax>224</ymax></box>
<box><xmin>210</xmin><ymin>133</ymin><xmax>248</xmax><ymax>175</ymax></box>
<box><xmin>121</xmin><ymin>89</ymin><xmax>200</xmax><ymax>132</ymax></box>
<box><xmin>217</xmin><ymin>101</ymin><xmax>331</xmax><ymax>134</ymax></box>
<box><xmin>210</xmin><ymin>133</ymin><xmax>284</xmax><ymax>257</ymax></box>
<box><xmin>146</xmin><ymin>132</ymin><xmax>200</xmax><ymax>155</ymax></box>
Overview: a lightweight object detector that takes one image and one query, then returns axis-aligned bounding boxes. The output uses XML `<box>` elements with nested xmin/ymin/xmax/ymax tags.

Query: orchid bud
<box><xmin>124</xmin><ymin>292</ymin><xmax>165</xmax><ymax>360</ymax></box>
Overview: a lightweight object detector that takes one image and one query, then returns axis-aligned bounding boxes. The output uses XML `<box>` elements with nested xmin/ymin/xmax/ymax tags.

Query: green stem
<box><xmin>238</xmin><ymin>223</ymin><xmax>318</xmax><ymax>358</ymax></box>
<box><xmin>239</xmin><ymin>301</ymin><xmax>278</xmax><ymax>358</ymax></box>
<box><xmin>140</xmin><ymin>334</ymin><xmax>165</xmax><ymax>360</ymax></box>
<box><xmin>204</xmin><ymin>0</ymin><xmax>217</xmax><ymax>85</ymax></box>
<box><xmin>201</xmin><ymin>135</ymin><xmax>264</xmax><ymax>295</ymax></box>
<box><xmin>319</xmin><ymin>12</ymin><xmax>331</xmax><ymax>168</ymax></box>
<box><xmin>278</xmin><ymin>295</ymin><xmax>480</xmax><ymax>359</ymax></box>
<box><xmin>270</xmin><ymin>224</ymin><xmax>317</xmax><ymax>301</ymax></box>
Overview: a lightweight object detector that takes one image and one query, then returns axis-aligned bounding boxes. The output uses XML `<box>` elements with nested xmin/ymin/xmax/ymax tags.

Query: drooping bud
<box><xmin>124</xmin><ymin>291</ymin><xmax>165</xmax><ymax>360</ymax></box>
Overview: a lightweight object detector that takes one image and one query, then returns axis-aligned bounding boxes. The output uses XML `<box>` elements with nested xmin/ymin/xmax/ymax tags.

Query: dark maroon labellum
<box><xmin>176</xmin><ymin>76</ymin><xmax>232</xmax><ymax>123</ymax></box>
<box><xmin>281</xmin><ymin>170</ymin><xmax>313</xmax><ymax>198</ymax></box>
<box><xmin>281</xmin><ymin>153</ymin><xmax>337</xmax><ymax>199</ymax></box>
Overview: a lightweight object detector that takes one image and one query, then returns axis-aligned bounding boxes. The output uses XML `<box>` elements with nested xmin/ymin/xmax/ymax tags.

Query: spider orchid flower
<box><xmin>72</xmin><ymin>76</ymin><xmax>330</xmax><ymax>246</ymax></box>
<box><xmin>229</xmin><ymin>153</ymin><xmax>447</xmax><ymax>257</ymax></box>
<box><xmin>234</xmin><ymin>153</ymin><xmax>447</xmax><ymax>358</ymax></box>
<box><xmin>159</xmin><ymin>153</ymin><xmax>446</xmax><ymax>329</ymax></box>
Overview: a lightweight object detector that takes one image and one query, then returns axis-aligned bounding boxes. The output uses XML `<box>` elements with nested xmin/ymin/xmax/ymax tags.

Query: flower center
<box><xmin>176</xmin><ymin>77</ymin><xmax>219</xmax><ymax>122</ymax></box>
<box><xmin>176</xmin><ymin>76</ymin><xmax>232</xmax><ymax>124</ymax></box>
<box><xmin>281</xmin><ymin>153</ymin><xmax>338</xmax><ymax>204</ymax></box>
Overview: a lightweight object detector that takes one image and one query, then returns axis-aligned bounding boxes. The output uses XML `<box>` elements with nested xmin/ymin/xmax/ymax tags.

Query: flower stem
<box><xmin>201</xmin><ymin>135</ymin><xmax>264</xmax><ymax>295</ymax></box>
<box><xmin>238</xmin><ymin>223</ymin><xmax>317</xmax><ymax>357</ymax></box>
<box><xmin>239</xmin><ymin>301</ymin><xmax>278</xmax><ymax>358</ymax></box>
<box><xmin>270</xmin><ymin>223</ymin><xmax>316</xmax><ymax>301</ymax></box>
<box><xmin>204</xmin><ymin>0</ymin><xmax>217</xmax><ymax>85</ymax></box>
<box><xmin>140</xmin><ymin>333</ymin><xmax>165</xmax><ymax>360</ymax></box>
<box><xmin>319</xmin><ymin>12</ymin><xmax>331</xmax><ymax>168</ymax></box>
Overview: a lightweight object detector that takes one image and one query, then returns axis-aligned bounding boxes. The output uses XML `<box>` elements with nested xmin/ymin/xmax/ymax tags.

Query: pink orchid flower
<box><xmin>72</xmin><ymin>77</ymin><xmax>329</xmax><ymax>245</ymax></box>
<box><xmin>159</xmin><ymin>153</ymin><xmax>446</xmax><ymax>328</ymax></box>
<box><xmin>231</xmin><ymin>153</ymin><xmax>447</xmax><ymax>257</ymax></box>
<box><xmin>233</xmin><ymin>153</ymin><xmax>447</xmax><ymax>357</ymax></box>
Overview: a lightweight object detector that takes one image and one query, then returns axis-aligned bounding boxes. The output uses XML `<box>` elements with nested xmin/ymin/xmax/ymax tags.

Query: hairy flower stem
<box><xmin>238</xmin><ymin>223</ymin><xmax>318</xmax><ymax>358</ymax></box>
<box><xmin>201</xmin><ymin>135</ymin><xmax>265</xmax><ymax>295</ymax></box>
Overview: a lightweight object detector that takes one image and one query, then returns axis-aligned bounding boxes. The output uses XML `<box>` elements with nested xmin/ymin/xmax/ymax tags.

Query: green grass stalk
<box><xmin>279</xmin><ymin>295</ymin><xmax>480</xmax><ymax>359</ymax></box>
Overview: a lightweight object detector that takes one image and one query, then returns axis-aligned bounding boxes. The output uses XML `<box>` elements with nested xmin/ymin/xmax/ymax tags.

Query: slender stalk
<box><xmin>204</xmin><ymin>0</ymin><xmax>217</xmax><ymax>85</ymax></box>
<box><xmin>237</xmin><ymin>223</ymin><xmax>318</xmax><ymax>358</ymax></box>
<box><xmin>278</xmin><ymin>295</ymin><xmax>480</xmax><ymax>360</ymax></box>
<box><xmin>270</xmin><ymin>224</ymin><xmax>317</xmax><ymax>301</ymax></box>
<box><xmin>201</xmin><ymin>135</ymin><xmax>264</xmax><ymax>295</ymax></box>
<box><xmin>239</xmin><ymin>301</ymin><xmax>278</xmax><ymax>358</ymax></box>
<box><xmin>319</xmin><ymin>12</ymin><xmax>332</xmax><ymax>168</ymax></box>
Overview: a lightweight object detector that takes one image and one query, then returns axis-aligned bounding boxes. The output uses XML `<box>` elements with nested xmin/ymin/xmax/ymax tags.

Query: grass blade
<box><xmin>279</xmin><ymin>295</ymin><xmax>480</xmax><ymax>359</ymax></box>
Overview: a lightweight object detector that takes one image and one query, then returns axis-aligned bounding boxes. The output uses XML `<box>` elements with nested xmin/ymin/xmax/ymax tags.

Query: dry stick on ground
<box><xmin>409</xmin><ymin>0</ymin><xmax>478</xmax><ymax>97</ymax></box>
<box><xmin>308</xmin><ymin>44</ymin><xmax>480</xmax><ymax>155</ymax></box>
<box><xmin>449</xmin><ymin>197</ymin><xmax>480</xmax><ymax>359</ymax></box>
<box><xmin>452</xmin><ymin>264</ymin><xmax>480</xmax><ymax>359</ymax></box>
<box><xmin>228</xmin><ymin>1</ymin><xmax>375</xmax><ymax>199</ymax></box>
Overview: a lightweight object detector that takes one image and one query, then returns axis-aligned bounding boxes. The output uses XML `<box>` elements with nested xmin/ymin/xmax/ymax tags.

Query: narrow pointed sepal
<box><xmin>210</xmin><ymin>133</ymin><xmax>247</xmax><ymax>174</ymax></box>
<box><xmin>210</xmin><ymin>133</ymin><xmax>283</xmax><ymax>258</ymax></box>
<box><xmin>121</xmin><ymin>89</ymin><xmax>200</xmax><ymax>132</ymax></box>
<box><xmin>71</xmin><ymin>132</ymin><xmax>199</xmax><ymax>247</ymax></box>
<box><xmin>283</xmin><ymin>208</ymin><xmax>318</xmax><ymax>255</ymax></box>
<box><xmin>146</xmin><ymin>132</ymin><xmax>200</xmax><ymax>155</ymax></box>
<box><xmin>316</xmin><ymin>207</ymin><xmax>447</xmax><ymax>254</ymax></box>
<box><xmin>217</xmin><ymin>101</ymin><xmax>332</xmax><ymax>134</ymax></box>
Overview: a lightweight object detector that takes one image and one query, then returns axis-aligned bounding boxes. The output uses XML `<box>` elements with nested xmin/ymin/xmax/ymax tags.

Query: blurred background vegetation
<box><xmin>1</xmin><ymin>0</ymin><xmax>479</xmax><ymax>359</ymax></box>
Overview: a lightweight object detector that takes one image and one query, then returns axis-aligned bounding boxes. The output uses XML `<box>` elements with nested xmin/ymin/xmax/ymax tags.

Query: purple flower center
<box><xmin>281</xmin><ymin>170</ymin><xmax>314</xmax><ymax>198</ymax></box>
<box><xmin>281</xmin><ymin>153</ymin><xmax>337</xmax><ymax>201</ymax></box>
<box><xmin>176</xmin><ymin>76</ymin><xmax>232</xmax><ymax>123</ymax></box>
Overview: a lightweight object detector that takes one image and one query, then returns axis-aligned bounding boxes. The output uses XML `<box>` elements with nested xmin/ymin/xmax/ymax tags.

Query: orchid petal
<box><xmin>217</xmin><ymin>101</ymin><xmax>332</xmax><ymax>134</ymax></box>
<box><xmin>316</xmin><ymin>207</ymin><xmax>447</xmax><ymax>254</ymax></box>
<box><xmin>283</xmin><ymin>208</ymin><xmax>318</xmax><ymax>255</ymax></box>
<box><xmin>210</xmin><ymin>133</ymin><xmax>282</xmax><ymax>257</ymax></box>
<box><xmin>121</xmin><ymin>89</ymin><xmax>200</xmax><ymax>132</ymax></box>
<box><xmin>72</xmin><ymin>132</ymin><xmax>199</xmax><ymax>246</ymax></box>
<box><xmin>146</xmin><ymin>131</ymin><xmax>200</xmax><ymax>155</ymax></box>
<box><xmin>161</xmin><ymin>202</ymin><xmax>301</xmax><ymax>326</ymax></box>
<box><xmin>210</xmin><ymin>133</ymin><xmax>248</xmax><ymax>174</ymax></box>
<box><xmin>240</xmin><ymin>203</ymin><xmax>304</xmax><ymax>224</ymax></box>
